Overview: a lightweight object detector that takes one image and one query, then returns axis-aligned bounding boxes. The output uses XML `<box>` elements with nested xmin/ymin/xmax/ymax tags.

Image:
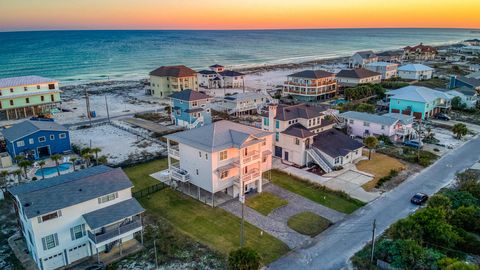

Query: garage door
<box><xmin>68</xmin><ymin>243</ymin><xmax>89</xmax><ymax>263</ymax></box>
<box><xmin>42</xmin><ymin>252</ymin><xmax>65</xmax><ymax>270</ymax></box>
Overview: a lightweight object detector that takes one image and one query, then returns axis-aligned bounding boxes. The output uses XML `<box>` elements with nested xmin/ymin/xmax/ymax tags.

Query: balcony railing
<box><xmin>242</xmin><ymin>151</ymin><xmax>261</xmax><ymax>164</ymax></box>
<box><xmin>168</xmin><ymin>147</ymin><xmax>180</xmax><ymax>158</ymax></box>
<box><xmin>170</xmin><ymin>164</ymin><xmax>190</xmax><ymax>182</ymax></box>
<box><xmin>88</xmin><ymin>217</ymin><xmax>142</xmax><ymax>244</ymax></box>
<box><xmin>284</xmin><ymin>81</ymin><xmax>336</xmax><ymax>87</ymax></box>
<box><xmin>242</xmin><ymin>169</ymin><xmax>261</xmax><ymax>182</ymax></box>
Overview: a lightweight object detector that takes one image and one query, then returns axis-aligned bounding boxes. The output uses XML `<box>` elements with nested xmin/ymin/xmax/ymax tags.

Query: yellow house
<box><xmin>149</xmin><ymin>65</ymin><xmax>198</xmax><ymax>98</ymax></box>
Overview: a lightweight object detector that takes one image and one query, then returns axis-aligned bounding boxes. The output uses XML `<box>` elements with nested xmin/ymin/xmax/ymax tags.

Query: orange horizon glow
<box><xmin>1</xmin><ymin>0</ymin><xmax>480</xmax><ymax>31</ymax></box>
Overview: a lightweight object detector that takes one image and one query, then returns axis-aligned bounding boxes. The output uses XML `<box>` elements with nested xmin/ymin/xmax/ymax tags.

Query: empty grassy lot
<box><xmin>357</xmin><ymin>152</ymin><xmax>406</xmax><ymax>191</ymax></box>
<box><xmin>267</xmin><ymin>169</ymin><xmax>365</xmax><ymax>214</ymax></box>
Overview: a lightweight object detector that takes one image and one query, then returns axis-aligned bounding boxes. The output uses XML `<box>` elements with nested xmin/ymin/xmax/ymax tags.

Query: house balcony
<box><xmin>233</xmin><ymin>168</ymin><xmax>261</xmax><ymax>187</ymax></box>
<box><xmin>284</xmin><ymin>81</ymin><xmax>336</xmax><ymax>87</ymax></box>
<box><xmin>168</xmin><ymin>146</ymin><xmax>180</xmax><ymax>159</ymax></box>
<box><xmin>87</xmin><ymin>217</ymin><xmax>142</xmax><ymax>246</ymax></box>
<box><xmin>170</xmin><ymin>164</ymin><xmax>190</xmax><ymax>182</ymax></box>
<box><xmin>232</xmin><ymin>151</ymin><xmax>261</xmax><ymax>166</ymax></box>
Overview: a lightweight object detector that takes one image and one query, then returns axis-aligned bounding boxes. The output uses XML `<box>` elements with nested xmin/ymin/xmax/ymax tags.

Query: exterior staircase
<box><xmin>306</xmin><ymin>148</ymin><xmax>333</xmax><ymax>173</ymax></box>
<box><xmin>188</xmin><ymin>116</ymin><xmax>204</xmax><ymax>129</ymax></box>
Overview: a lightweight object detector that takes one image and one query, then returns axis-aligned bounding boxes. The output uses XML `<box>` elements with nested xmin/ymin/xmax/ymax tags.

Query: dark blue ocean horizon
<box><xmin>0</xmin><ymin>28</ymin><xmax>478</xmax><ymax>84</ymax></box>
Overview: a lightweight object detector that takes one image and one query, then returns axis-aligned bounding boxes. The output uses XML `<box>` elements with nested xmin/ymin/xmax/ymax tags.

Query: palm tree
<box><xmin>363</xmin><ymin>136</ymin><xmax>379</xmax><ymax>160</ymax></box>
<box><xmin>13</xmin><ymin>169</ymin><xmax>23</xmax><ymax>183</ymax></box>
<box><xmin>0</xmin><ymin>170</ymin><xmax>9</xmax><ymax>193</ymax></box>
<box><xmin>91</xmin><ymin>147</ymin><xmax>102</xmax><ymax>166</ymax></box>
<box><xmin>452</xmin><ymin>123</ymin><xmax>468</xmax><ymax>139</ymax></box>
<box><xmin>18</xmin><ymin>160</ymin><xmax>33</xmax><ymax>179</ymax></box>
<box><xmin>50</xmin><ymin>154</ymin><xmax>62</xmax><ymax>176</ymax></box>
<box><xmin>38</xmin><ymin>160</ymin><xmax>46</xmax><ymax>180</ymax></box>
<box><xmin>81</xmin><ymin>148</ymin><xmax>92</xmax><ymax>167</ymax></box>
<box><xmin>70</xmin><ymin>157</ymin><xmax>77</xmax><ymax>171</ymax></box>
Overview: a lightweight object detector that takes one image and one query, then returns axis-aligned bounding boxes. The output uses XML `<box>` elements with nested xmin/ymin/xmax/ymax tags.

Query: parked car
<box><xmin>411</xmin><ymin>192</ymin><xmax>429</xmax><ymax>205</ymax></box>
<box><xmin>435</xmin><ymin>113</ymin><xmax>451</xmax><ymax>121</ymax></box>
<box><xmin>403</xmin><ymin>140</ymin><xmax>423</xmax><ymax>149</ymax></box>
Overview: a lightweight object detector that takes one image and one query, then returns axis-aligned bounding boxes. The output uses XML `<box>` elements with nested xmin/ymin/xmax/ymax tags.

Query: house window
<box><xmin>275</xmin><ymin>132</ymin><xmax>279</xmax><ymax>142</ymax></box>
<box><xmin>363</xmin><ymin>122</ymin><xmax>370</xmax><ymax>127</ymax></box>
<box><xmin>24</xmin><ymin>87</ymin><xmax>28</xmax><ymax>91</ymax></box>
<box><xmin>50</xmin><ymin>134</ymin><xmax>55</xmax><ymax>140</ymax></box>
<box><xmin>275</xmin><ymin>120</ymin><xmax>280</xmax><ymax>129</ymax></box>
<box><xmin>41</xmin><ymin>96</ymin><xmax>45</xmax><ymax>101</ymax></box>
<box><xmin>381</xmin><ymin>125</ymin><xmax>385</xmax><ymax>130</ymax></box>
<box><xmin>263</xmin><ymin>156</ymin><xmax>267</xmax><ymax>163</ymax></box>
<box><xmin>349</xmin><ymin>119</ymin><xmax>354</xmax><ymax>124</ymax></box>
<box><xmin>263</xmin><ymin>118</ymin><xmax>269</xmax><ymax>126</ymax></box>
<box><xmin>192</xmin><ymin>101</ymin><xmax>198</xmax><ymax>107</ymax></box>
<box><xmin>98</xmin><ymin>192</ymin><xmax>118</xmax><ymax>204</ymax></box>
<box><xmin>70</xmin><ymin>224</ymin><xmax>86</xmax><ymax>240</ymax></box>
<box><xmin>219</xmin><ymin>150</ymin><xmax>228</xmax><ymax>161</ymax></box>
<box><xmin>38</xmin><ymin>136</ymin><xmax>46</xmax><ymax>143</ymax></box>
<box><xmin>59</xmin><ymin>133</ymin><xmax>66</xmax><ymax>139</ymax></box>
<box><xmin>335</xmin><ymin>157</ymin><xmax>340</xmax><ymax>164</ymax></box>
<box><xmin>51</xmin><ymin>95</ymin><xmax>54</xmax><ymax>101</ymax></box>
<box><xmin>9</xmin><ymin>100</ymin><xmax>13</xmax><ymax>106</ymax></box>
<box><xmin>41</xmin><ymin>233</ymin><xmax>59</xmax><ymax>250</ymax></box>
<box><xmin>262</xmin><ymin>141</ymin><xmax>266</xmax><ymax>146</ymax></box>
<box><xmin>199</xmin><ymin>151</ymin><xmax>202</xmax><ymax>158</ymax></box>
<box><xmin>25</xmin><ymin>98</ymin><xmax>30</xmax><ymax>104</ymax></box>
<box><xmin>10</xmin><ymin>88</ymin><xmax>13</xmax><ymax>93</ymax></box>
<box><xmin>295</xmin><ymin>138</ymin><xmax>300</xmax><ymax>145</ymax></box>
<box><xmin>220</xmin><ymin>170</ymin><xmax>229</xmax><ymax>179</ymax></box>
<box><xmin>29</xmin><ymin>138</ymin><xmax>34</xmax><ymax>144</ymax></box>
<box><xmin>39</xmin><ymin>210</ymin><xmax>61</xmax><ymax>223</ymax></box>
<box><xmin>36</xmin><ymin>85</ymin><xmax>40</xmax><ymax>89</ymax></box>
<box><xmin>16</xmin><ymin>140</ymin><xmax>25</xmax><ymax>147</ymax></box>
<box><xmin>48</xmin><ymin>84</ymin><xmax>55</xmax><ymax>90</ymax></box>
<box><xmin>196</xmin><ymin>169</ymin><xmax>199</xmax><ymax>175</ymax></box>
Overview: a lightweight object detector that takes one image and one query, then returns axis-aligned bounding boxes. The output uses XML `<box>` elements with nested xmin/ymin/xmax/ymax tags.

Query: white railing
<box><xmin>242</xmin><ymin>170</ymin><xmax>261</xmax><ymax>183</ymax></box>
<box><xmin>188</xmin><ymin>116</ymin><xmax>204</xmax><ymax>129</ymax></box>
<box><xmin>168</xmin><ymin>148</ymin><xmax>180</xmax><ymax>158</ymax></box>
<box><xmin>170</xmin><ymin>164</ymin><xmax>190</xmax><ymax>182</ymax></box>
<box><xmin>306</xmin><ymin>148</ymin><xmax>333</xmax><ymax>173</ymax></box>
<box><xmin>242</xmin><ymin>151</ymin><xmax>261</xmax><ymax>164</ymax></box>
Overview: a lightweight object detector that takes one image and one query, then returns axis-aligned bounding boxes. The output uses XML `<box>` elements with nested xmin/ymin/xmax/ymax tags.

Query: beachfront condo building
<box><xmin>0</xmin><ymin>76</ymin><xmax>62</xmax><ymax>120</ymax></box>
<box><xmin>262</xmin><ymin>104</ymin><xmax>363</xmax><ymax>173</ymax></box>
<box><xmin>169</xmin><ymin>89</ymin><xmax>212</xmax><ymax>129</ymax></box>
<box><xmin>364</xmin><ymin>62</ymin><xmax>399</xmax><ymax>80</ymax></box>
<box><xmin>402</xmin><ymin>43</ymin><xmax>437</xmax><ymax>61</ymax></box>
<box><xmin>349</xmin><ymin>51</ymin><xmax>379</xmax><ymax>68</ymax></box>
<box><xmin>148</xmin><ymin>65</ymin><xmax>198</xmax><ymax>98</ymax></box>
<box><xmin>282</xmin><ymin>70</ymin><xmax>337</xmax><ymax>102</ymax></box>
<box><xmin>7</xmin><ymin>166</ymin><xmax>145</xmax><ymax>270</ymax></box>
<box><xmin>387</xmin><ymin>86</ymin><xmax>451</xmax><ymax>120</ymax></box>
<box><xmin>164</xmin><ymin>120</ymin><xmax>273</xmax><ymax>206</ymax></box>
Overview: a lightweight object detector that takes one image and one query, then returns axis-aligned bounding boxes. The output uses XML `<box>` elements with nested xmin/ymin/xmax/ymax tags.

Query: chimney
<box><xmin>268</xmin><ymin>104</ymin><xmax>277</xmax><ymax>132</ymax></box>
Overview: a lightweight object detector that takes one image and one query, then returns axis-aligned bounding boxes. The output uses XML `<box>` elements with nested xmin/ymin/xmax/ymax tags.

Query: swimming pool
<box><xmin>35</xmin><ymin>162</ymin><xmax>73</xmax><ymax>177</ymax></box>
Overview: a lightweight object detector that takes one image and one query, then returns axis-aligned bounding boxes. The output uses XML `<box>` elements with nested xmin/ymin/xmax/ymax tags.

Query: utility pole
<box><xmin>105</xmin><ymin>95</ymin><xmax>110</xmax><ymax>122</ymax></box>
<box><xmin>85</xmin><ymin>88</ymin><xmax>92</xmax><ymax>126</ymax></box>
<box><xmin>154</xmin><ymin>239</ymin><xmax>158</xmax><ymax>269</ymax></box>
<box><xmin>370</xmin><ymin>219</ymin><xmax>376</xmax><ymax>264</ymax></box>
<box><xmin>240</xmin><ymin>182</ymin><xmax>245</xmax><ymax>247</ymax></box>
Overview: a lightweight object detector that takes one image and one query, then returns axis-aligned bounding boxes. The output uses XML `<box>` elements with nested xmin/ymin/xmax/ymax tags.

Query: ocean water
<box><xmin>0</xmin><ymin>29</ymin><xmax>478</xmax><ymax>84</ymax></box>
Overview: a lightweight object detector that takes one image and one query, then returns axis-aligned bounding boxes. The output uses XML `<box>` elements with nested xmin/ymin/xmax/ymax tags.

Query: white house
<box><xmin>350</xmin><ymin>51</ymin><xmax>379</xmax><ymax>68</ymax></box>
<box><xmin>262</xmin><ymin>104</ymin><xmax>363</xmax><ymax>173</ymax></box>
<box><xmin>339</xmin><ymin>111</ymin><xmax>416</xmax><ymax>142</ymax></box>
<box><xmin>364</xmin><ymin>62</ymin><xmax>399</xmax><ymax>80</ymax></box>
<box><xmin>397</xmin><ymin>64</ymin><xmax>433</xmax><ymax>80</ymax></box>
<box><xmin>164</xmin><ymin>120</ymin><xmax>273</xmax><ymax>205</ymax></box>
<box><xmin>446</xmin><ymin>88</ymin><xmax>479</xmax><ymax>109</ymax></box>
<box><xmin>220</xmin><ymin>92</ymin><xmax>274</xmax><ymax>116</ymax></box>
<box><xmin>7</xmin><ymin>166</ymin><xmax>144</xmax><ymax>270</ymax></box>
<box><xmin>336</xmin><ymin>68</ymin><xmax>382</xmax><ymax>87</ymax></box>
<box><xmin>197</xmin><ymin>64</ymin><xmax>245</xmax><ymax>89</ymax></box>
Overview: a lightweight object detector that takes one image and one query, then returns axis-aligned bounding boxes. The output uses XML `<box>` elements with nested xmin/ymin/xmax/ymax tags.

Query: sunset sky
<box><xmin>1</xmin><ymin>0</ymin><xmax>480</xmax><ymax>31</ymax></box>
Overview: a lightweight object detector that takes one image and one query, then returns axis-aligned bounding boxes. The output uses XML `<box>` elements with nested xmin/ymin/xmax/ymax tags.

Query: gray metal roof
<box><xmin>0</xmin><ymin>76</ymin><xmax>57</xmax><ymax>88</ymax></box>
<box><xmin>287</xmin><ymin>70</ymin><xmax>334</xmax><ymax>79</ymax></box>
<box><xmin>336</xmin><ymin>68</ymin><xmax>381</xmax><ymax>79</ymax></box>
<box><xmin>169</xmin><ymin>89</ymin><xmax>211</xmax><ymax>101</ymax></box>
<box><xmin>2</xmin><ymin>120</ymin><xmax>68</xmax><ymax>142</ymax></box>
<box><xmin>8</xmin><ymin>166</ymin><xmax>133</xmax><ymax>218</ymax></box>
<box><xmin>387</xmin><ymin>86</ymin><xmax>451</xmax><ymax>103</ymax></box>
<box><xmin>313</xmin><ymin>129</ymin><xmax>363</xmax><ymax>158</ymax></box>
<box><xmin>83</xmin><ymin>198</ymin><xmax>144</xmax><ymax>229</ymax></box>
<box><xmin>281</xmin><ymin>124</ymin><xmax>315</xmax><ymax>138</ymax></box>
<box><xmin>274</xmin><ymin>104</ymin><xmax>328</xmax><ymax>121</ymax></box>
<box><xmin>340</xmin><ymin>111</ymin><xmax>414</xmax><ymax>126</ymax></box>
<box><xmin>165</xmin><ymin>120</ymin><xmax>271</xmax><ymax>152</ymax></box>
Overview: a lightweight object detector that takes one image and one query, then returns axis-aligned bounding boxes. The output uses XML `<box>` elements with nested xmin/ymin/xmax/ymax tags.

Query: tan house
<box><xmin>403</xmin><ymin>43</ymin><xmax>437</xmax><ymax>61</ymax></box>
<box><xmin>148</xmin><ymin>65</ymin><xmax>198</xmax><ymax>98</ymax></box>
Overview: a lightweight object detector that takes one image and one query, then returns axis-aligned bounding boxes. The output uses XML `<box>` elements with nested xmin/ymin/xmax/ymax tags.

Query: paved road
<box><xmin>268</xmin><ymin>136</ymin><xmax>480</xmax><ymax>270</ymax></box>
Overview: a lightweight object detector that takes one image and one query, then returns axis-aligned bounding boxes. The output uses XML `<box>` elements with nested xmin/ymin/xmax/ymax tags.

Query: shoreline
<box><xmin>59</xmin><ymin>41</ymin><xmax>460</xmax><ymax>89</ymax></box>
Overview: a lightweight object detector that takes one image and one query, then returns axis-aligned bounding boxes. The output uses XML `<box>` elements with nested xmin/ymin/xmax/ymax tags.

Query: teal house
<box><xmin>169</xmin><ymin>89</ymin><xmax>212</xmax><ymax>129</ymax></box>
<box><xmin>387</xmin><ymin>86</ymin><xmax>451</xmax><ymax>120</ymax></box>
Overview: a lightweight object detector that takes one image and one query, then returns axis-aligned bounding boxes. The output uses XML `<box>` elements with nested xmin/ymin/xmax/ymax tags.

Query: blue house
<box><xmin>169</xmin><ymin>89</ymin><xmax>212</xmax><ymax>129</ymax></box>
<box><xmin>449</xmin><ymin>75</ymin><xmax>480</xmax><ymax>91</ymax></box>
<box><xmin>2</xmin><ymin>120</ymin><xmax>71</xmax><ymax>160</ymax></box>
<box><xmin>387</xmin><ymin>86</ymin><xmax>451</xmax><ymax>120</ymax></box>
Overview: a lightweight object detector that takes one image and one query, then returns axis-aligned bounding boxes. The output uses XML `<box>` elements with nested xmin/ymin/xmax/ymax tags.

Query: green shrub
<box><xmin>428</xmin><ymin>194</ymin><xmax>452</xmax><ymax>210</ymax></box>
<box><xmin>450</xmin><ymin>206</ymin><xmax>480</xmax><ymax>233</ymax></box>
<box><xmin>442</xmin><ymin>190</ymin><xmax>479</xmax><ymax>209</ymax></box>
<box><xmin>228</xmin><ymin>247</ymin><xmax>262</xmax><ymax>270</ymax></box>
<box><xmin>445</xmin><ymin>262</ymin><xmax>479</xmax><ymax>270</ymax></box>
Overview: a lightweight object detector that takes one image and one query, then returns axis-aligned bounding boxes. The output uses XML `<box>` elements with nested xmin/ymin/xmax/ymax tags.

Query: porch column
<box><xmin>197</xmin><ymin>186</ymin><xmax>200</xmax><ymax>199</ymax></box>
<box><xmin>140</xmin><ymin>215</ymin><xmax>144</xmax><ymax>245</ymax></box>
<box><xmin>257</xmin><ymin>178</ymin><xmax>263</xmax><ymax>193</ymax></box>
<box><xmin>96</xmin><ymin>247</ymin><xmax>99</xmax><ymax>263</ymax></box>
<box><xmin>119</xmin><ymin>239</ymin><xmax>123</xmax><ymax>256</ymax></box>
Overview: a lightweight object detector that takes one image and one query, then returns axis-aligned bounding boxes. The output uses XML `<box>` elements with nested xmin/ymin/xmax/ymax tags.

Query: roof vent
<box><xmin>24</xmin><ymin>202</ymin><xmax>31</xmax><ymax>207</ymax></box>
<box><xmin>78</xmin><ymin>188</ymin><xmax>83</xmax><ymax>192</ymax></box>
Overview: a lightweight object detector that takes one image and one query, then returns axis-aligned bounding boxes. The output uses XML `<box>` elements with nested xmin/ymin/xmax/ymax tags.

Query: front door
<box><xmin>284</xmin><ymin>151</ymin><xmax>289</xmax><ymax>161</ymax></box>
<box><xmin>274</xmin><ymin>146</ymin><xmax>282</xmax><ymax>157</ymax></box>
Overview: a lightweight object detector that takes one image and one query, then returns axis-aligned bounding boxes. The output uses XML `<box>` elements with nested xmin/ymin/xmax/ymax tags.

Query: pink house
<box><xmin>340</xmin><ymin>111</ymin><xmax>416</xmax><ymax>142</ymax></box>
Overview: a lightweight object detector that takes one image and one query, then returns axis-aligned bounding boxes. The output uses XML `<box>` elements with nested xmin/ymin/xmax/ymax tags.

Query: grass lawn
<box><xmin>139</xmin><ymin>189</ymin><xmax>289</xmax><ymax>265</ymax></box>
<box><xmin>287</xmin><ymin>212</ymin><xmax>331</xmax><ymax>237</ymax></box>
<box><xmin>123</xmin><ymin>159</ymin><xmax>168</xmax><ymax>192</ymax></box>
<box><xmin>357</xmin><ymin>151</ymin><xmax>406</xmax><ymax>191</ymax></box>
<box><xmin>246</xmin><ymin>192</ymin><xmax>288</xmax><ymax>216</ymax></box>
<box><xmin>267</xmin><ymin>170</ymin><xmax>365</xmax><ymax>214</ymax></box>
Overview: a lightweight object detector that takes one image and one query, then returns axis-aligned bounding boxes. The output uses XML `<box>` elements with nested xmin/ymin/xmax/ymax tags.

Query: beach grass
<box><xmin>246</xmin><ymin>192</ymin><xmax>288</xmax><ymax>216</ymax></box>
